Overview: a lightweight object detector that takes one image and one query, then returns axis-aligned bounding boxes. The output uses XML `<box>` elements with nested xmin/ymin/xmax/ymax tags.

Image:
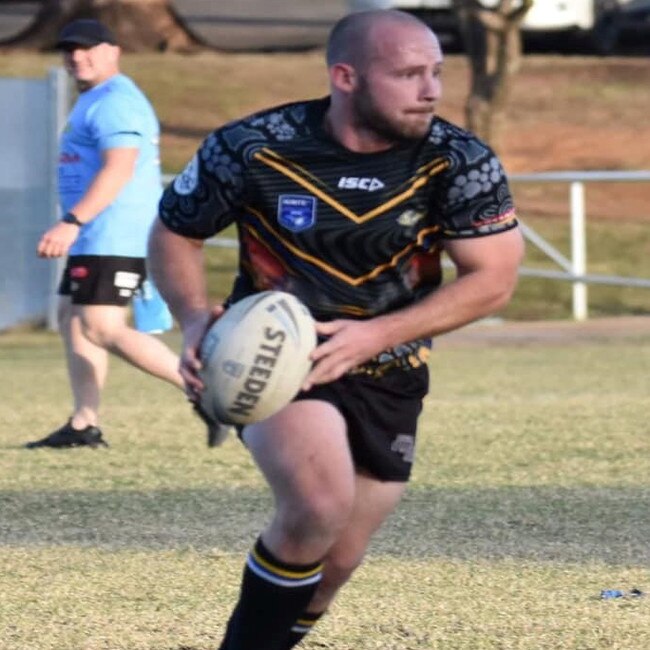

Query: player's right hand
<box><xmin>180</xmin><ymin>305</ymin><xmax>225</xmax><ymax>401</ymax></box>
<box><xmin>36</xmin><ymin>222</ymin><xmax>79</xmax><ymax>258</ymax></box>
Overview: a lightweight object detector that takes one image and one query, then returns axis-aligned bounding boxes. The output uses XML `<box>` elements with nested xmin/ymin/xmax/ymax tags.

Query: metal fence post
<box><xmin>570</xmin><ymin>181</ymin><xmax>587</xmax><ymax>321</ymax></box>
<box><xmin>46</xmin><ymin>67</ymin><xmax>69</xmax><ymax>331</ymax></box>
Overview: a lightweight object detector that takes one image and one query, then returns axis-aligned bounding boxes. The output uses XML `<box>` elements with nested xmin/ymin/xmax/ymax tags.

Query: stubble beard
<box><xmin>352</xmin><ymin>78</ymin><xmax>432</xmax><ymax>144</ymax></box>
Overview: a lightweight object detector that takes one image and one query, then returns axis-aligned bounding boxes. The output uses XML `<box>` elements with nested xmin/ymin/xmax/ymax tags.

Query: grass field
<box><xmin>2</xmin><ymin>47</ymin><xmax>649</xmax><ymax>648</ymax></box>
<box><xmin>2</xmin><ymin>329</ymin><xmax>650</xmax><ymax>649</ymax></box>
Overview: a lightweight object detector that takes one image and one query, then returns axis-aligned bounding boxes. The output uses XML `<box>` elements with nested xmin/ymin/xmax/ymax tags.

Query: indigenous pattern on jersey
<box><xmin>160</xmin><ymin>97</ymin><xmax>517</xmax><ymax>324</ymax></box>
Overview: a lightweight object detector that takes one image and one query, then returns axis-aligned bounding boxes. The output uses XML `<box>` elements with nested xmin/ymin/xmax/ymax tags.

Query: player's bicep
<box><xmin>160</xmin><ymin>141</ymin><xmax>242</xmax><ymax>239</ymax></box>
<box><xmin>443</xmin><ymin>228</ymin><xmax>525</xmax><ymax>278</ymax></box>
<box><xmin>101</xmin><ymin>146</ymin><xmax>139</xmax><ymax>175</ymax></box>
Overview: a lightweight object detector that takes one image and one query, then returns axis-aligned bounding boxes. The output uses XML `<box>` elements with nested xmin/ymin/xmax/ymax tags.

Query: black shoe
<box><xmin>193</xmin><ymin>402</ymin><xmax>230</xmax><ymax>448</ymax></box>
<box><xmin>25</xmin><ymin>420</ymin><xmax>109</xmax><ymax>449</ymax></box>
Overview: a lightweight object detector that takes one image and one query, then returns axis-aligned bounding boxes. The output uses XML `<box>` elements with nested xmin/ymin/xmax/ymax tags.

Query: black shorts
<box><xmin>294</xmin><ymin>364</ymin><xmax>430</xmax><ymax>482</ymax></box>
<box><xmin>58</xmin><ymin>255</ymin><xmax>146</xmax><ymax>306</ymax></box>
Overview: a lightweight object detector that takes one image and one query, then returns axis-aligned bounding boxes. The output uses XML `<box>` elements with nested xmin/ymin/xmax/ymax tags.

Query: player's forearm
<box><xmin>69</xmin><ymin>148</ymin><xmax>137</xmax><ymax>222</ymax></box>
<box><xmin>376</xmin><ymin>266</ymin><xmax>520</xmax><ymax>347</ymax></box>
<box><xmin>375</xmin><ymin>227</ymin><xmax>526</xmax><ymax>346</ymax></box>
<box><xmin>148</xmin><ymin>219</ymin><xmax>210</xmax><ymax>328</ymax></box>
<box><xmin>70</xmin><ymin>170</ymin><xmax>130</xmax><ymax>221</ymax></box>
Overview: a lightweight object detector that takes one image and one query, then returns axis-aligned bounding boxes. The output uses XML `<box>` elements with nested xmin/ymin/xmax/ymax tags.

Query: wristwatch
<box><xmin>61</xmin><ymin>211</ymin><xmax>84</xmax><ymax>226</ymax></box>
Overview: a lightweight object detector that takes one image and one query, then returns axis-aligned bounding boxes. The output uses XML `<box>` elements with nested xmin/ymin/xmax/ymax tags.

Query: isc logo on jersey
<box><xmin>338</xmin><ymin>177</ymin><xmax>384</xmax><ymax>191</ymax></box>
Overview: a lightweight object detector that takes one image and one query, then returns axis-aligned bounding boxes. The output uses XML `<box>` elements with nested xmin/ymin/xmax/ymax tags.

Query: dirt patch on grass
<box><xmin>490</xmin><ymin>57</ymin><xmax>650</xmax><ymax>173</ymax></box>
<box><xmin>439</xmin><ymin>315</ymin><xmax>650</xmax><ymax>347</ymax></box>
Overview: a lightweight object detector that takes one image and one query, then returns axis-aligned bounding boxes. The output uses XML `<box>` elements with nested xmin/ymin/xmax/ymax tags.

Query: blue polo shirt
<box><xmin>58</xmin><ymin>73</ymin><xmax>162</xmax><ymax>257</ymax></box>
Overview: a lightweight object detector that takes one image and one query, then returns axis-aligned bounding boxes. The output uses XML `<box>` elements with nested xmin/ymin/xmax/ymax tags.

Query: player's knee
<box><xmin>302</xmin><ymin>491</ymin><xmax>354</xmax><ymax>533</ymax></box>
<box><xmin>280</xmin><ymin>489</ymin><xmax>355</xmax><ymax>544</ymax></box>
<box><xmin>80</xmin><ymin>320</ymin><xmax>118</xmax><ymax>349</ymax></box>
<box><xmin>310</xmin><ymin>552</ymin><xmax>365</xmax><ymax>609</ymax></box>
<box><xmin>322</xmin><ymin>552</ymin><xmax>363</xmax><ymax>589</ymax></box>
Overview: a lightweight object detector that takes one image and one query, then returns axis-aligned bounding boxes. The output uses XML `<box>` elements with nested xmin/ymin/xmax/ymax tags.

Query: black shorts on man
<box><xmin>58</xmin><ymin>255</ymin><xmax>146</xmax><ymax>305</ymax></box>
<box><xmin>295</xmin><ymin>363</ymin><xmax>429</xmax><ymax>482</ymax></box>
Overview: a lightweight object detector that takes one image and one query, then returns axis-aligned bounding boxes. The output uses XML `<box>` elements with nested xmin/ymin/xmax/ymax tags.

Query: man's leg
<box><xmin>28</xmin><ymin>301</ymin><xmax>218</xmax><ymax>449</ymax></box>
<box><xmin>60</xmin><ymin>296</ymin><xmax>109</xmax><ymax>428</ymax></box>
<box><xmin>283</xmin><ymin>472</ymin><xmax>407</xmax><ymax>649</ymax></box>
<box><xmin>26</xmin><ymin>296</ymin><xmax>111</xmax><ymax>448</ymax></box>
<box><xmin>217</xmin><ymin>399</ymin><xmax>357</xmax><ymax>650</ymax></box>
<box><xmin>78</xmin><ymin>303</ymin><xmax>183</xmax><ymax>390</ymax></box>
<box><xmin>78</xmin><ymin>302</ymin><xmax>230</xmax><ymax>447</ymax></box>
<box><xmin>26</xmin><ymin>258</ymin><xmax>187</xmax><ymax>449</ymax></box>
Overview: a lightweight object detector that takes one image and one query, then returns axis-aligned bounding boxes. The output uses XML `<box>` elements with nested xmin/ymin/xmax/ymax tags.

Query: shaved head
<box><xmin>326</xmin><ymin>10</ymin><xmax>433</xmax><ymax>71</ymax></box>
<box><xmin>324</xmin><ymin>9</ymin><xmax>443</xmax><ymax>151</ymax></box>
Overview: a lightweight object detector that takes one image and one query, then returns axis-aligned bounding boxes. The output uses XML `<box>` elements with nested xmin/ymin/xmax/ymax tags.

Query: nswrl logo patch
<box><xmin>277</xmin><ymin>195</ymin><xmax>316</xmax><ymax>232</ymax></box>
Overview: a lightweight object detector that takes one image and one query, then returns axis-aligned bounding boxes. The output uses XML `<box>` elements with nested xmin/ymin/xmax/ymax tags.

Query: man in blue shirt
<box><xmin>26</xmin><ymin>19</ymin><xmax>226</xmax><ymax>449</ymax></box>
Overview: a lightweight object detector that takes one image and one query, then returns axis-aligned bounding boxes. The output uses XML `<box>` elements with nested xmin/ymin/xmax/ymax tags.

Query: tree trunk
<box><xmin>453</xmin><ymin>0</ymin><xmax>532</xmax><ymax>148</ymax></box>
<box><xmin>1</xmin><ymin>0</ymin><xmax>204</xmax><ymax>52</ymax></box>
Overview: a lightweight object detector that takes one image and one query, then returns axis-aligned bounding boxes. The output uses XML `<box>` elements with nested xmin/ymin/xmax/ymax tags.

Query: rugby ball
<box><xmin>199</xmin><ymin>291</ymin><xmax>317</xmax><ymax>425</ymax></box>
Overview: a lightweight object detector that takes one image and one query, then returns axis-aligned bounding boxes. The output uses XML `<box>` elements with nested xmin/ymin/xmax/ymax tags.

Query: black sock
<box><xmin>219</xmin><ymin>537</ymin><xmax>323</xmax><ymax>650</ymax></box>
<box><xmin>283</xmin><ymin>610</ymin><xmax>325</xmax><ymax>649</ymax></box>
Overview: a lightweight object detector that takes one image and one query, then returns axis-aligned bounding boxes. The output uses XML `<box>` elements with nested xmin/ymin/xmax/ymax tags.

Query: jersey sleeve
<box><xmin>433</xmin><ymin>131</ymin><xmax>517</xmax><ymax>239</ymax></box>
<box><xmin>89</xmin><ymin>94</ymin><xmax>147</xmax><ymax>150</ymax></box>
<box><xmin>158</xmin><ymin>128</ymin><xmax>248</xmax><ymax>239</ymax></box>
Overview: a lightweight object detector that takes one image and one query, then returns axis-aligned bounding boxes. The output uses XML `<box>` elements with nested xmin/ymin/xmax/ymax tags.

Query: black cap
<box><xmin>56</xmin><ymin>19</ymin><xmax>116</xmax><ymax>49</ymax></box>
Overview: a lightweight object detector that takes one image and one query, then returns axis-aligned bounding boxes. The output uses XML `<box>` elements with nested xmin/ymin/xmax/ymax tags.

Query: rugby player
<box><xmin>149</xmin><ymin>9</ymin><xmax>524</xmax><ymax>648</ymax></box>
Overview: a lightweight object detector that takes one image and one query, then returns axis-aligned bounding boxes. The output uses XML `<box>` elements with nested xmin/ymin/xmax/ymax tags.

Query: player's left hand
<box><xmin>36</xmin><ymin>222</ymin><xmax>80</xmax><ymax>258</ymax></box>
<box><xmin>303</xmin><ymin>319</ymin><xmax>389</xmax><ymax>390</ymax></box>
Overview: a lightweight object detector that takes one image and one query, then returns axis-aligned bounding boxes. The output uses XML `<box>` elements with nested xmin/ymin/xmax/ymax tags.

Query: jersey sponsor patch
<box><xmin>391</xmin><ymin>434</ymin><xmax>415</xmax><ymax>464</ymax></box>
<box><xmin>114</xmin><ymin>271</ymin><xmax>140</xmax><ymax>290</ymax></box>
<box><xmin>173</xmin><ymin>154</ymin><xmax>199</xmax><ymax>196</ymax></box>
<box><xmin>69</xmin><ymin>265</ymin><xmax>89</xmax><ymax>279</ymax></box>
<box><xmin>397</xmin><ymin>209</ymin><xmax>425</xmax><ymax>227</ymax></box>
<box><xmin>277</xmin><ymin>194</ymin><xmax>316</xmax><ymax>232</ymax></box>
<box><xmin>58</xmin><ymin>166</ymin><xmax>82</xmax><ymax>193</ymax></box>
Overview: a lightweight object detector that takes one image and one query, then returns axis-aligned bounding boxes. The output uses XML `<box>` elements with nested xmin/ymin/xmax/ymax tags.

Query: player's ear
<box><xmin>329</xmin><ymin>63</ymin><xmax>357</xmax><ymax>93</ymax></box>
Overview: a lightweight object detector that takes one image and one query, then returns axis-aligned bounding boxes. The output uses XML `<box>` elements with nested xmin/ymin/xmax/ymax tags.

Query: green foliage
<box><xmin>2</xmin><ymin>332</ymin><xmax>650</xmax><ymax>648</ymax></box>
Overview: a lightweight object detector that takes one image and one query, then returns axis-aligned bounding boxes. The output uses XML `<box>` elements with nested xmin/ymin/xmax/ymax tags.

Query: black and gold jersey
<box><xmin>160</xmin><ymin>97</ymin><xmax>517</xmax><ymax>321</ymax></box>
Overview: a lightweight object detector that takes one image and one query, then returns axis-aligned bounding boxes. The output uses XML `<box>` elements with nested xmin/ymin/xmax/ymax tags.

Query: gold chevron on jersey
<box><xmin>254</xmin><ymin>147</ymin><xmax>450</xmax><ymax>224</ymax></box>
<box><xmin>244</xmin><ymin>207</ymin><xmax>440</xmax><ymax>287</ymax></box>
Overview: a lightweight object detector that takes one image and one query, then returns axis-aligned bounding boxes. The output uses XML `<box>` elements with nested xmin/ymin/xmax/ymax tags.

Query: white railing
<box><xmin>161</xmin><ymin>170</ymin><xmax>650</xmax><ymax>321</ymax></box>
<box><xmin>511</xmin><ymin>170</ymin><xmax>650</xmax><ymax>320</ymax></box>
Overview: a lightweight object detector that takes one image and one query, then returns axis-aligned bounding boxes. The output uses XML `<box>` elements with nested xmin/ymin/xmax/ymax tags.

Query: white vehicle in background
<box><xmin>348</xmin><ymin>0</ymin><xmax>650</xmax><ymax>53</ymax></box>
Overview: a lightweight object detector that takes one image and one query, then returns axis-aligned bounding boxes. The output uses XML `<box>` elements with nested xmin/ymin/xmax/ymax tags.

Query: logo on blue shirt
<box><xmin>277</xmin><ymin>195</ymin><xmax>316</xmax><ymax>232</ymax></box>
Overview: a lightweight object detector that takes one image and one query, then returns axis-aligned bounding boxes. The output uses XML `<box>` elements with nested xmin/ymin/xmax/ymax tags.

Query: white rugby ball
<box><xmin>199</xmin><ymin>291</ymin><xmax>317</xmax><ymax>425</ymax></box>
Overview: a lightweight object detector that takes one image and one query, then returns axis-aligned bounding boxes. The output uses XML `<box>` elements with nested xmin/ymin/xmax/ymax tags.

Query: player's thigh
<box><xmin>345</xmin><ymin>471</ymin><xmax>406</xmax><ymax>552</ymax></box>
<box><xmin>243</xmin><ymin>399</ymin><xmax>356</xmax><ymax>505</ymax></box>
<box><xmin>75</xmin><ymin>304</ymin><xmax>129</xmax><ymax>344</ymax></box>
